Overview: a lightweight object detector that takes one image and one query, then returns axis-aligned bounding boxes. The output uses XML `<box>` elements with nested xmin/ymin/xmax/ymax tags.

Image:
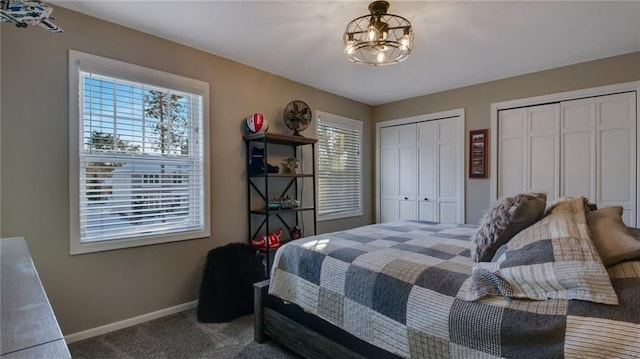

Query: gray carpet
<box><xmin>68</xmin><ymin>309</ymin><xmax>301</xmax><ymax>358</ymax></box>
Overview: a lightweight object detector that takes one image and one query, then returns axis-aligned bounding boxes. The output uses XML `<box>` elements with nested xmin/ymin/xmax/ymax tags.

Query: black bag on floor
<box><xmin>197</xmin><ymin>243</ymin><xmax>266</xmax><ymax>323</ymax></box>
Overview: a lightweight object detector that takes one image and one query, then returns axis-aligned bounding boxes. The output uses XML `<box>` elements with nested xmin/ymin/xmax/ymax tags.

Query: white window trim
<box><xmin>68</xmin><ymin>50</ymin><xmax>211</xmax><ymax>254</ymax></box>
<box><xmin>316</xmin><ymin>111</ymin><xmax>363</xmax><ymax>221</ymax></box>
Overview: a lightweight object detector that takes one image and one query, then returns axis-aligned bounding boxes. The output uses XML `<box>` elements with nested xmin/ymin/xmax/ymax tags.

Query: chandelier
<box><xmin>343</xmin><ymin>1</ymin><xmax>414</xmax><ymax>66</ymax></box>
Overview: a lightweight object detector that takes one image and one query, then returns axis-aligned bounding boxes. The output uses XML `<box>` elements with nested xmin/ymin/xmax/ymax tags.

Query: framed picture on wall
<box><xmin>469</xmin><ymin>129</ymin><xmax>488</xmax><ymax>178</ymax></box>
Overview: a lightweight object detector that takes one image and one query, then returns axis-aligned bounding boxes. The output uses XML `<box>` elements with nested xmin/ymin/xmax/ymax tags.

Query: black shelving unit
<box><xmin>243</xmin><ymin>133</ymin><xmax>317</xmax><ymax>276</ymax></box>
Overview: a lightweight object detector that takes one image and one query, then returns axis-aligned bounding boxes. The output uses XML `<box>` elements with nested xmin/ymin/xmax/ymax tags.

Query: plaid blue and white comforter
<box><xmin>269</xmin><ymin>220</ymin><xmax>640</xmax><ymax>359</ymax></box>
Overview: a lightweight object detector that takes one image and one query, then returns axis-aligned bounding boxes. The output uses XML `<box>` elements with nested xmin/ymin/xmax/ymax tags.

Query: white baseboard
<box><xmin>64</xmin><ymin>300</ymin><xmax>198</xmax><ymax>344</ymax></box>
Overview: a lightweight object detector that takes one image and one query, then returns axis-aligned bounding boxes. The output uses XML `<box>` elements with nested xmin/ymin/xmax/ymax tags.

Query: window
<box><xmin>69</xmin><ymin>50</ymin><xmax>210</xmax><ymax>254</ymax></box>
<box><xmin>316</xmin><ymin>112</ymin><xmax>363</xmax><ymax>220</ymax></box>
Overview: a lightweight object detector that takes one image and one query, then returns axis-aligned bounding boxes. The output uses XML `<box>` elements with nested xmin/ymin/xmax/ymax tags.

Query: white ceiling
<box><xmin>52</xmin><ymin>1</ymin><xmax>640</xmax><ymax>106</ymax></box>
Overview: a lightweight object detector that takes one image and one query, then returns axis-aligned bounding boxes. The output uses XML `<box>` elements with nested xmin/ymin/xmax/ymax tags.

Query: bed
<box><xmin>253</xmin><ymin>196</ymin><xmax>640</xmax><ymax>358</ymax></box>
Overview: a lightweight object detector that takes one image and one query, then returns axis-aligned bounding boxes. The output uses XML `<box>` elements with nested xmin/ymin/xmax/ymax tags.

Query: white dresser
<box><xmin>0</xmin><ymin>237</ymin><xmax>70</xmax><ymax>358</ymax></box>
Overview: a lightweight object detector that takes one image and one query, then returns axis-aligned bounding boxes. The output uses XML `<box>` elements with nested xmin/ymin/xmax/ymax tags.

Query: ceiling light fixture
<box><xmin>343</xmin><ymin>1</ymin><xmax>414</xmax><ymax>66</ymax></box>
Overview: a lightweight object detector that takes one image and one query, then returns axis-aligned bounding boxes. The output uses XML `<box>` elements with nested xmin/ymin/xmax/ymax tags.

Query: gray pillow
<box><xmin>464</xmin><ymin>197</ymin><xmax>619</xmax><ymax>305</ymax></box>
<box><xmin>586</xmin><ymin>206</ymin><xmax>640</xmax><ymax>267</ymax></box>
<box><xmin>471</xmin><ymin>192</ymin><xmax>547</xmax><ymax>262</ymax></box>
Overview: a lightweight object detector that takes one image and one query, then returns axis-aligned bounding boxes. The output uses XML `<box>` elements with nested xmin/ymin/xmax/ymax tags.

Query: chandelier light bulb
<box><xmin>400</xmin><ymin>36</ymin><xmax>410</xmax><ymax>50</ymax></box>
<box><xmin>343</xmin><ymin>1</ymin><xmax>414</xmax><ymax>66</ymax></box>
<box><xmin>346</xmin><ymin>42</ymin><xmax>356</xmax><ymax>55</ymax></box>
<box><xmin>367</xmin><ymin>25</ymin><xmax>377</xmax><ymax>41</ymax></box>
<box><xmin>377</xmin><ymin>20</ymin><xmax>389</xmax><ymax>40</ymax></box>
<box><xmin>345</xmin><ymin>33</ymin><xmax>357</xmax><ymax>55</ymax></box>
<box><xmin>400</xmin><ymin>27</ymin><xmax>411</xmax><ymax>48</ymax></box>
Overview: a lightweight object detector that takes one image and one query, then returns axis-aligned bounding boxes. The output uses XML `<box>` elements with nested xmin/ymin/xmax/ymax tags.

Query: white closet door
<box><xmin>561</xmin><ymin>98</ymin><xmax>596</xmax><ymax>200</ymax></box>
<box><xmin>380</xmin><ymin>126</ymin><xmax>400</xmax><ymax>222</ymax></box>
<box><xmin>417</xmin><ymin>118</ymin><xmax>462</xmax><ymax>223</ymax></box>
<box><xmin>437</xmin><ymin>118</ymin><xmax>462</xmax><ymax>223</ymax></box>
<box><xmin>498</xmin><ymin>105</ymin><xmax>559</xmax><ymax>198</ymax></box>
<box><xmin>561</xmin><ymin>92</ymin><xmax>636</xmax><ymax>225</ymax></box>
<box><xmin>596</xmin><ymin>92</ymin><xmax>636</xmax><ymax>225</ymax></box>
<box><xmin>398</xmin><ymin>124</ymin><xmax>417</xmax><ymax>220</ymax></box>
<box><xmin>498</xmin><ymin>108</ymin><xmax>527</xmax><ymax>198</ymax></box>
<box><xmin>417</xmin><ymin>121</ymin><xmax>436</xmax><ymax>221</ymax></box>
<box><xmin>527</xmin><ymin>104</ymin><xmax>560</xmax><ymax>200</ymax></box>
<box><xmin>380</xmin><ymin>124</ymin><xmax>418</xmax><ymax>222</ymax></box>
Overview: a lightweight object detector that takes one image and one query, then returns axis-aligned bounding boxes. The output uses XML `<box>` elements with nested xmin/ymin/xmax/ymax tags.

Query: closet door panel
<box><xmin>498</xmin><ymin>109</ymin><xmax>527</xmax><ymax>198</ymax></box>
<box><xmin>439</xmin><ymin>203</ymin><xmax>458</xmax><ymax>224</ymax></box>
<box><xmin>498</xmin><ymin>138</ymin><xmax>525</xmax><ymax>197</ymax></box>
<box><xmin>381</xmin><ymin>199</ymin><xmax>399</xmax><ymax>222</ymax></box>
<box><xmin>597</xmin><ymin>93</ymin><xmax>636</xmax><ymax>226</ymax></box>
<box><xmin>436</xmin><ymin>118</ymin><xmax>461</xmax><ymax>222</ymax></box>
<box><xmin>500</xmin><ymin>110</ymin><xmax>527</xmax><ymax>137</ymax></box>
<box><xmin>563</xmin><ymin>102</ymin><xmax>595</xmax><ymax>130</ymax></box>
<box><xmin>529</xmin><ymin>106</ymin><xmax>558</xmax><ymax>133</ymax></box>
<box><xmin>399</xmin><ymin>124</ymin><xmax>417</xmax><ymax>200</ymax></box>
<box><xmin>527</xmin><ymin>104</ymin><xmax>559</xmax><ymax>198</ymax></box>
<box><xmin>398</xmin><ymin>124</ymin><xmax>418</xmax><ymax>220</ymax></box>
<box><xmin>417</xmin><ymin>121</ymin><xmax>437</xmax><ymax>222</ymax></box>
<box><xmin>418</xmin><ymin>145</ymin><xmax>435</xmax><ymax>198</ymax></box>
<box><xmin>561</xmin><ymin>99</ymin><xmax>596</xmax><ymax>199</ymax></box>
<box><xmin>417</xmin><ymin>124</ymin><xmax>436</xmax><ymax>221</ymax></box>
<box><xmin>418</xmin><ymin>201</ymin><xmax>436</xmax><ymax>222</ymax></box>
<box><xmin>598</xmin><ymin>93</ymin><xmax>635</xmax><ymax>129</ymax></box>
<box><xmin>380</xmin><ymin>127</ymin><xmax>399</xmax><ymax>222</ymax></box>
<box><xmin>380</xmin><ymin>147</ymin><xmax>398</xmax><ymax>196</ymax></box>
<box><xmin>399</xmin><ymin>146</ymin><xmax>416</xmax><ymax>199</ymax></box>
<box><xmin>439</xmin><ymin>142</ymin><xmax>458</xmax><ymax>223</ymax></box>
<box><xmin>599</xmin><ymin>129</ymin><xmax>632</xmax><ymax>200</ymax></box>
<box><xmin>562</xmin><ymin>131</ymin><xmax>594</xmax><ymax>198</ymax></box>
<box><xmin>418</xmin><ymin>122</ymin><xmax>436</xmax><ymax>199</ymax></box>
<box><xmin>439</xmin><ymin>119</ymin><xmax>458</xmax><ymax>142</ymax></box>
<box><xmin>439</xmin><ymin>120</ymin><xmax>459</xmax><ymax>199</ymax></box>
<box><xmin>599</xmin><ymin>127</ymin><xmax>634</xmax><ymax>226</ymax></box>
<box><xmin>529</xmin><ymin>136</ymin><xmax>556</xmax><ymax>196</ymax></box>
<box><xmin>399</xmin><ymin>200</ymin><xmax>416</xmax><ymax>220</ymax></box>
<box><xmin>439</xmin><ymin>142</ymin><xmax>457</xmax><ymax>198</ymax></box>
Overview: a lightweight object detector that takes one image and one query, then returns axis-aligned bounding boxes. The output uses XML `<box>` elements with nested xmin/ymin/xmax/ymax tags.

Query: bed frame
<box><xmin>254</xmin><ymin>280</ymin><xmax>401</xmax><ymax>359</ymax></box>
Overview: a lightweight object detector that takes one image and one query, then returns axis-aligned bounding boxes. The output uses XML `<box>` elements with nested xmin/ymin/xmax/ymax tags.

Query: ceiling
<box><xmin>52</xmin><ymin>1</ymin><xmax>640</xmax><ymax>106</ymax></box>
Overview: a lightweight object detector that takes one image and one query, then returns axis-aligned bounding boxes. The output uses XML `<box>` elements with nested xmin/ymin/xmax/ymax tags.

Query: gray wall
<box><xmin>2</xmin><ymin>4</ymin><xmax>639</xmax><ymax>336</ymax></box>
<box><xmin>0</xmin><ymin>7</ymin><xmax>372</xmax><ymax>334</ymax></box>
<box><xmin>374</xmin><ymin>51</ymin><xmax>640</xmax><ymax>224</ymax></box>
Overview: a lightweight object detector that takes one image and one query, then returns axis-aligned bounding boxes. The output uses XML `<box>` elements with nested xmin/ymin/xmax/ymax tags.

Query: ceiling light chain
<box><xmin>343</xmin><ymin>1</ymin><xmax>414</xmax><ymax>66</ymax></box>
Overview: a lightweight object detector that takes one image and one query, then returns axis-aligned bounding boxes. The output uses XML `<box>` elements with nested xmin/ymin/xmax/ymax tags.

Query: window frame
<box><xmin>68</xmin><ymin>50</ymin><xmax>210</xmax><ymax>255</ymax></box>
<box><xmin>315</xmin><ymin>111</ymin><xmax>363</xmax><ymax>221</ymax></box>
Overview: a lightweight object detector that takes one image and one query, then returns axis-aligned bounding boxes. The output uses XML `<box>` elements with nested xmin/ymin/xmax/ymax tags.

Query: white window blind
<box><xmin>69</xmin><ymin>51</ymin><xmax>209</xmax><ymax>254</ymax></box>
<box><xmin>317</xmin><ymin>113</ymin><xmax>363</xmax><ymax>220</ymax></box>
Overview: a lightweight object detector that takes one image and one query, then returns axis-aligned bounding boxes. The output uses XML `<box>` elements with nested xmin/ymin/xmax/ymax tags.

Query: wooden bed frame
<box><xmin>253</xmin><ymin>280</ymin><xmax>401</xmax><ymax>359</ymax></box>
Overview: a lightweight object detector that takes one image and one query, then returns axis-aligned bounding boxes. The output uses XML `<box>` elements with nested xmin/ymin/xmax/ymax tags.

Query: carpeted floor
<box><xmin>68</xmin><ymin>309</ymin><xmax>301</xmax><ymax>358</ymax></box>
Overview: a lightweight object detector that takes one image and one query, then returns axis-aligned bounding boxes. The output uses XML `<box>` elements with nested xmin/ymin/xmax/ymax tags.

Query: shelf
<box><xmin>252</xmin><ymin>237</ymin><xmax>297</xmax><ymax>252</ymax></box>
<box><xmin>250</xmin><ymin>173</ymin><xmax>314</xmax><ymax>178</ymax></box>
<box><xmin>245</xmin><ymin>131</ymin><xmax>317</xmax><ymax>278</ymax></box>
<box><xmin>250</xmin><ymin>207</ymin><xmax>315</xmax><ymax>215</ymax></box>
<box><xmin>243</xmin><ymin>132</ymin><xmax>317</xmax><ymax>146</ymax></box>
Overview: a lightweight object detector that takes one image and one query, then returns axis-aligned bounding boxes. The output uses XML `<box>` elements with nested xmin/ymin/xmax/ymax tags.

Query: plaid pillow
<box><xmin>464</xmin><ymin>197</ymin><xmax>619</xmax><ymax>305</ymax></box>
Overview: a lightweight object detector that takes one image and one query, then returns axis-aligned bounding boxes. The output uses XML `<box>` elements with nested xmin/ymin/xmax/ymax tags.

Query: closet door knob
<box><xmin>404</xmin><ymin>197</ymin><xmax>408</xmax><ymax>200</ymax></box>
<box><xmin>424</xmin><ymin>198</ymin><xmax>428</xmax><ymax>201</ymax></box>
